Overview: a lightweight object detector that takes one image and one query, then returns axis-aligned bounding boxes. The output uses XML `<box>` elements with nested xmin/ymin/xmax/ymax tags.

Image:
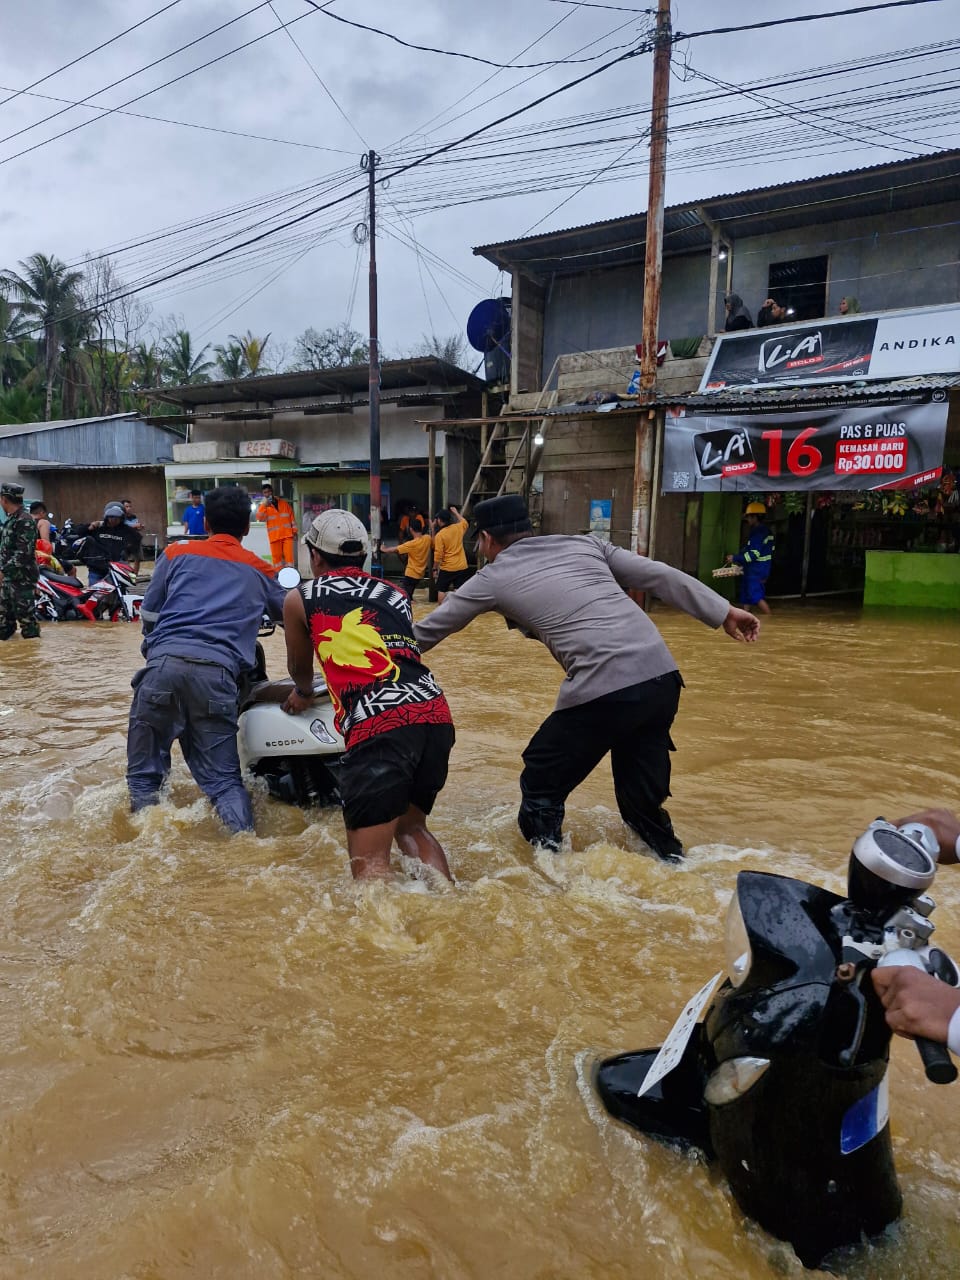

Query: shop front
<box><xmin>661</xmin><ymin>390</ymin><xmax>959</xmax><ymax>608</ymax></box>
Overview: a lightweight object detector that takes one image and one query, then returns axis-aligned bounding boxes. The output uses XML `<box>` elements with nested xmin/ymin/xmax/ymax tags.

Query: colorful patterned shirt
<box><xmin>300</xmin><ymin>569</ymin><xmax>451</xmax><ymax>747</ymax></box>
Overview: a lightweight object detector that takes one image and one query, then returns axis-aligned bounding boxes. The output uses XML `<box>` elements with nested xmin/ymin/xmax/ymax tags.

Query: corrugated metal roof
<box><xmin>0</xmin><ymin>412</ymin><xmax>143</xmax><ymax>440</ymax></box>
<box><xmin>474</xmin><ymin>147</ymin><xmax>960</xmax><ymax>275</ymax></box>
<box><xmin>658</xmin><ymin>373</ymin><xmax>960</xmax><ymax>409</ymax></box>
<box><xmin>17</xmin><ymin>462</ymin><xmax>166</xmax><ymax>472</ymax></box>
<box><xmin>154</xmin><ymin>357</ymin><xmax>485</xmax><ymax>409</ymax></box>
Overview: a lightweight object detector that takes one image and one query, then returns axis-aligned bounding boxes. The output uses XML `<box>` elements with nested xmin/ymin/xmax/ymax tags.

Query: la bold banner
<box><xmin>661</xmin><ymin>396</ymin><xmax>949</xmax><ymax>494</ymax></box>
<box><xmin>699</xmin><ymin>304</ymin><xmax>960</xmax><ymax>393</ymax></box>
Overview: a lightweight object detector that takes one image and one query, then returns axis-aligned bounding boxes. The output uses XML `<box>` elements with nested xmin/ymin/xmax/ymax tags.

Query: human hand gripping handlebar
<box><xmin>878</xmin><ymin>950</ymin><xmax>958</xmax><ymax>1084</ymax></box>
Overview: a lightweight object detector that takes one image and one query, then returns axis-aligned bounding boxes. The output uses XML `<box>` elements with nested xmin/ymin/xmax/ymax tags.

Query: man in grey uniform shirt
<box><xmin>414</xmin><ymin>494</ymin><xmax>759</xmax><ymax>861</ymax></box>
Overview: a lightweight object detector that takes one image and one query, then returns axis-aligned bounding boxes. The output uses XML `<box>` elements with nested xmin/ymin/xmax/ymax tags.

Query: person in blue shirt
<box><xmin>727</xmin><ymin>501</ymin><xmax>775</xmax><ymax>615</ymax></box>
<box><xmin>128</xmin><ymin>486</ymin><xmax>287</xmax><ymax>832</ymax></box>
<box><xmin>182</xmin><ymin>490</ymin><xmax>206</xmax><ymax>536</ymax></box>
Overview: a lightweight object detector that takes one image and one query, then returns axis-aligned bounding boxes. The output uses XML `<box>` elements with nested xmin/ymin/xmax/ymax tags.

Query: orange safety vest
<box><xmin>257</xmin><ymin>498</ymin><xmax>296</xmax><ymax>541</ymax></box>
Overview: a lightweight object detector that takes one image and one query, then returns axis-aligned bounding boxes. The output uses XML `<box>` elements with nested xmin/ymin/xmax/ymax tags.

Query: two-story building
<box><xmin>472</xmin><ymin>148</ymin><xmax>960</xmax><ymax>608</ymax></box>
<box><xmin>152</xmin><ymin>357</ymin><xmax>486</xmax><ymax>567</ymax></box>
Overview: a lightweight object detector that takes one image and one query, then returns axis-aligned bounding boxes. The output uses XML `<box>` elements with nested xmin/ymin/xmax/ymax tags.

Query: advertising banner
<box><xmin>699</xmin><ymin>304</ymin><xmax>960</xmax><ymax>393</ymax></box>
<box><xmin>661</xmin><ymin>395</ymin><xmax>949</xmax><ymax>493</ymax></box>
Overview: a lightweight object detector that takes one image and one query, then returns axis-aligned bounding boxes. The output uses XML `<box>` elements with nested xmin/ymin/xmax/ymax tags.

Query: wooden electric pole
<box><xmin>631</xmin><ymin>0</ymin><xmax>672</xmax><ymax>557</ymax></box>
<box><xmin>364</xmin><ymin>148</ymin><xmax>383</xmax><ymax>574</ymax></box>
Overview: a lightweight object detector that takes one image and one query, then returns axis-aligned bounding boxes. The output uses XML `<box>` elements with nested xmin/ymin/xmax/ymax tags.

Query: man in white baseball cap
<box><xmin>283</xmin><ymin>508</ymin><xmax>456</xmax><ymax>882</ymax></box>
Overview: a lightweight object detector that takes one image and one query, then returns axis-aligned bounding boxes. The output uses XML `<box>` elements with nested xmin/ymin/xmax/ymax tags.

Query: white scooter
<box><xmin>237</xmin><ymin>567</ymin><xmax>345</xmax><ymax>807</ymax></box>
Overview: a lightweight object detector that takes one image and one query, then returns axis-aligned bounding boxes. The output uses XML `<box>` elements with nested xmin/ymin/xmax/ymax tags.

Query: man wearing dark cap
<box><xmin>0</xmin><ymin>482</ymin><xmax>40</xmax><ymax>639</ymax></box>
<box><xmin>414</xmin><ymin>494</ymin><xmax>760</xmax><ymax>861</ymax></box>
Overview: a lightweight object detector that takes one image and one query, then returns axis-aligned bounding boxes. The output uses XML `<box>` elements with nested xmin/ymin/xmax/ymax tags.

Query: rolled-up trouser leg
<box><xmin>177</xmin><ymin>661</ymin><xmax>253</xmax><ymax>833</ymax></box>
<box><xmin>126</xmin><ymin>660</ymin><xmax>181</xmax><ymax>810</ymax></box>
<box><xmin>519</xmin><ymin>707</ymin><xmax>610</xmax><ymax>851</ymax></box>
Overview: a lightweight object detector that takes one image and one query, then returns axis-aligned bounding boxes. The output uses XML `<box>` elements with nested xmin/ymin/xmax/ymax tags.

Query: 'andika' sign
<box><xmin>699</xmin><ymin>303</ymin><xmax>960</xmax><ymax>392</ymax></box>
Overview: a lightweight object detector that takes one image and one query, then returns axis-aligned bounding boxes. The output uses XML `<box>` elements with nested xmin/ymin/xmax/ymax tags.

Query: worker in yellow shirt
<box><xmin>381</xmin><ymin>526</ymin><xmax>432</xmax><ymax>598</ymax></box>
<box><xmin>431</xmin><ymin>503</ymin><xmax>470</xmax><ymax>601</ymax></box>
<box><xmin>256</xmin><ymin>481</ymin><xmax>297</xmax><ymax>568</ymax></box>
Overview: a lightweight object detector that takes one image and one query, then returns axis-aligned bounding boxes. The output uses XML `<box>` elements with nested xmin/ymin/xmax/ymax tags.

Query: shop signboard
<box><xmin>661</xmin><ymin>395</ymin><xmax>949</xmax><ymax>493</ymax></box>
<box><xmin>699</xmin><ymin>303</ymin><xmax>960</xmax><ymax>393</ymax></box>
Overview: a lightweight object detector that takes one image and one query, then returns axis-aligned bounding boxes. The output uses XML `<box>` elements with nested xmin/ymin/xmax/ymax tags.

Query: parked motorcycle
<box><xmin>593</xmin><ymin>820</ymin><xmax>958</xmax><ymax>1269</ymax></box>
<box><xmin>35</xmin><ymin>567</ymin><xmax>102</xmax><ymax>622</ymax></box>
<box><xmin>237</xmin><ymin>568</ymin><xmax>344</xmax><ymax>807</ymax></box>
<box><xmin>55</xmin><ymin>521</ymin><xmax>143</xmax><ymax>621</ymax></box>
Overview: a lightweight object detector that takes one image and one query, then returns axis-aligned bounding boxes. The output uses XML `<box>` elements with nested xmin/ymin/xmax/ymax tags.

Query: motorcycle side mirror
<box><xmin>277</xmin><ymin>567</ymin><xmax>301</xmax><ymax>589</ymax></box>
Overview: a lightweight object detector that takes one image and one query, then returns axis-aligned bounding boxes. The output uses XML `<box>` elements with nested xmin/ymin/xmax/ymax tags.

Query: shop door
<box><xmin>542</xmin><ymin>468</ymin><xmax>634</xmax><ymax>547</ymax></box>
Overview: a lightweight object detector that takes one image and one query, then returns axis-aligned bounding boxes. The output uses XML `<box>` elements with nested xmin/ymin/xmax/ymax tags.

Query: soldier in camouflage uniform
<box><xmin>0</xmin><ymin>482</ymin><xmax>40</xmax><ymax>640</ymax></box>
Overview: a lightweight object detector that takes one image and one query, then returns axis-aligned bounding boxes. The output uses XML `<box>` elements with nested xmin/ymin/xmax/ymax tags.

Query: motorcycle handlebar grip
<box><xmin>915</xmin><ymin>1036</ymin><xmax>958</xmax><ymax>1084</ymax></box>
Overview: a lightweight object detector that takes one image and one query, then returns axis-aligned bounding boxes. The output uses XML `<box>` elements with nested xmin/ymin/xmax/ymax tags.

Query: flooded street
<box><xmin>0</xmin><ymin>601</ymin><xmax>958</xmax><ymax>1279</ymax></box>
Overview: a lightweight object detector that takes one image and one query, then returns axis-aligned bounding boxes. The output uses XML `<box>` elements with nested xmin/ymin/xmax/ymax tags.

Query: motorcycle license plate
<box><xmin>637</xmin><ymin>971</ymin><xmax>722</xmax><ymax>1098</ymax></box>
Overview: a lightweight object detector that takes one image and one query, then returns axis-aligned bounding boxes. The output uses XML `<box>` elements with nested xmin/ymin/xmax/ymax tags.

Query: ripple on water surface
<box><xmin>0</xmin><ymin>606</ymin><xmax>958</xmax><ymax>1278</ymax></box>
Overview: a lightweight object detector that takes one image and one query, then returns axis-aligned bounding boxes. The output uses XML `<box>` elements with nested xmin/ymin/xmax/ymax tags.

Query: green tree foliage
<box><xmin>162</xmin><ymin>329</ymin><xmax>215</xmax><ymax>385</ymax></box>
<box><xmin>214</xmin><ymin>341</ymin><xmax>246</xmax><ymax>379</ymax></box>
<box><xmin>0</xmin><ymin>253</ymin><xmax>84</xmax><ymax>419</ymax></box>
<box><xmin>412</xmin><ymin>331</ymin><xmax>468</xmax><ymax>368</ymax></box>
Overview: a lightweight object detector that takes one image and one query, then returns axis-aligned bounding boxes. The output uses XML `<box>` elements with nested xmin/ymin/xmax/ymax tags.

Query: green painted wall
<box><xmin>697</xmin><ymin>492</ymin><xmax>744</xmax><ymax>600</ymax></box>
<box><xmin>864</xmin><ymin>551</ymin><xmax>960</xmax><ymax>610</ymax></box>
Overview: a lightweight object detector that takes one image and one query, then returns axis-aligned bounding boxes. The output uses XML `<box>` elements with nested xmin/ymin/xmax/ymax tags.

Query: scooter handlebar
<box><xmin>878</xmin><ymin>949</ymin><xmax>958</xmax><ymax>1085</ymax></box>
<box><xmin>915</xmin><ymin>1036</ymin><xmax>958</xmax><ymax>1085</ymax></box>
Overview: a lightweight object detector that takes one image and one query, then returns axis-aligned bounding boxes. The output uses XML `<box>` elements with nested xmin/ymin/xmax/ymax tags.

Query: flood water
<box><xmin>0</xmin><ymin>601</ymin><xmax>958</xmax><ymax>1279</ymax></box>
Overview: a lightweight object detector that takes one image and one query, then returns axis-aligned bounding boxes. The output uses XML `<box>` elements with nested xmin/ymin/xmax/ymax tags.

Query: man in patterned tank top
<box><xmin>282</xmin><ymin>509</ymin><xmax>455</xmax><ymax>882</ymax></box>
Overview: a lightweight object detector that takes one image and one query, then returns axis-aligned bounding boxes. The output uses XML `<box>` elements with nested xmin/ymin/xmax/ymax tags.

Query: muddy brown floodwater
<box><xmin>0</xmin><ymin>600</ymin><xmax>958</xmax><ymax>1279</ymax></box>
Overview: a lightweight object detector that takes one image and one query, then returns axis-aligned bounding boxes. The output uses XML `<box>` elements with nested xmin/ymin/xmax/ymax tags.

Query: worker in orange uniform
<box><xmin>431</xmin><ymin>503</ymin><xmax>470</xmax><ymax>601</ymax></box>
<box><xmin>256</xmin><ymin>481</ymin><xmax>297</xmax><ymax>569</ymax></box>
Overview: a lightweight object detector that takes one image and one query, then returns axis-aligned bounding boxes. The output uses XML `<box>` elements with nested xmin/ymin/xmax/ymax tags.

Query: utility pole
<box><xmin>364</xmin><ymin>148</ymin><xmax>382</xmax><ymax>574</ymax></box>
<box><xmin>631</xmin><ymin>0</ymin><xmax>672</xmax><ymax>557</ymax></box>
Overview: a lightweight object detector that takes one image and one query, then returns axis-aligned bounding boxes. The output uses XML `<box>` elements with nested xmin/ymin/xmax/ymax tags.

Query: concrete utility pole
<box><xmin>631</xmin><ymin>0</ymin><xmax>672</xmax><ymax>557</ymax></box>
<box><xmin>364</xmin><ymin>148</ymin><xmax>382</xmax><ymax>573</ymax></box>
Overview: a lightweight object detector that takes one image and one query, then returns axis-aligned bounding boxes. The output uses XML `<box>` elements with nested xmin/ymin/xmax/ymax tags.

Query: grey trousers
<box><xmin>126</xmin><ymin>654</ymin><xmax>254</xmax><ymax>833</ymax></box>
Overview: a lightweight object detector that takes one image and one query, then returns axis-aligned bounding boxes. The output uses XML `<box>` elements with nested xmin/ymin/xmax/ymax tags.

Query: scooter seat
<box><xmin>242</xmin><ymin>677</ymin><xmax>329</xmax><ymax>710</ymax></box>
<box><xmin>41</xmin><ymin>569</ymin><xmax>85</xmax><ymax>588</ymax></box>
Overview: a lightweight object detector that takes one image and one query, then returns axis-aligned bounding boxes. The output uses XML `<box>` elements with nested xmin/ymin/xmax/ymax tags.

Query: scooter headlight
<box><xmin>704</xmin><ymin>1055</ymin><xmax>771</xmax><ymax>1106</ymax></box>
<box><xmin>725</xmin><ymin>893</ymin><xmax>752</xmax><ymax>988</ymax></box>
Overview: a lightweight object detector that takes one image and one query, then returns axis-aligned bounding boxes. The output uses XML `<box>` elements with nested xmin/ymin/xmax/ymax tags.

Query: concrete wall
<box><xmin>533</xmin><ymin>200</ymin><xmax>960</xmax><ymax>379</ymax></box>
<box><xmin>729</xmin><ymin>199</ymin><xmax>960</xmax><ymax>322</ymax></box>
<box><xmin>190</xmin><ymin>402</ymin><xmax>445</xmax><ymax>466</ymax></box>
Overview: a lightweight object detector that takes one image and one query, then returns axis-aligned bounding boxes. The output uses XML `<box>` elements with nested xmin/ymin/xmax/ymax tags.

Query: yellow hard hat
<box><xmin>745</xmin><ymin>501</ymin><xmax>766</xmax><ymax>516</ymax></box>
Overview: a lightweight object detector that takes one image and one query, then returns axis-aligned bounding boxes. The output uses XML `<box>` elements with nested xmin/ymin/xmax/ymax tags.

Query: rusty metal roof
<box><xmin>474</xmin><ymin>148</ymin><xmax>960</xmax><ymax>276</ymax></box>
<box><xmin>653</xmin><ymin>373</ymin><xmax>960</xmax><ymax>410</ymax></box>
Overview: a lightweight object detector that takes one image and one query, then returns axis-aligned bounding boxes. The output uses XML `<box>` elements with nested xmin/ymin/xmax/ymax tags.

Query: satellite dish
<box><xmin>467</xmin><ymin>298</ymin><xmax>511</xmax><ymax>353</ymax></box>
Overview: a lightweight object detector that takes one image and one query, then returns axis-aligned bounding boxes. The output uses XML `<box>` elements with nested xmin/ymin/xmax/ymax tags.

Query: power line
<box><xmin>0</xmin><ymin>0</ymin><xmax>326</xmax><ymax>169</ymax></box>
<box><xmin>301</xmin><ymin>0</ymin><xmax>644</xmax><ymax>68</ymax></box>
<box><xmin>266</xmin><ymin>0</ymin><xmax>368</xmax><ymax>148</ymax></box>
<box><xmin>677</xmin><ymin>0</ymin><xmax>949</xmax><ymax>43</ymax></box>
<box><xmin>0</xmin><ymin>81</ymin><xmax>355</xmax><ymax>154</ymax></box>
<box><xmin>0</xmin><ymin>0</ymin><xmax>185</xmax><ymax>112</ymax></box>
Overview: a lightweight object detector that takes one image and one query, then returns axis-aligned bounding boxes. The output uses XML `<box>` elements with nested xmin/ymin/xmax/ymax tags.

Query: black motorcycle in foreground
<box><xmin>593</xmin><ymin>820</ymin><xmax>958</xmax><ymax>1269</ymax></box>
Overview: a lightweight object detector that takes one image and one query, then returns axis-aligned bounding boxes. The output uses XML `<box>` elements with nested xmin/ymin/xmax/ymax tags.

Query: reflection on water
<box><xmin>0</xmin><ymin>603</ymin><xmax>958</xmax><ymax>1279</ymax></box>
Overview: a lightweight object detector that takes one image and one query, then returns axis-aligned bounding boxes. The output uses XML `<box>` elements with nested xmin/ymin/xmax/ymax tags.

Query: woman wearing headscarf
<box><xmin>724</xmin><ymin>292</ymin><xmax>754</xmax><ymax>331</ymax></box>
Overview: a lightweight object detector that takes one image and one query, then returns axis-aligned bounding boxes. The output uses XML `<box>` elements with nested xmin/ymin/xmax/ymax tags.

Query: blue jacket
<box><xmin>733</xmin><ymin>523</ymin><xmax>775</xmax><ymax>580</ymax></box>
<box><xmin>140</xmin><ymin>533</ymin><xmax>287</xmax><ymax>677</ymax></box>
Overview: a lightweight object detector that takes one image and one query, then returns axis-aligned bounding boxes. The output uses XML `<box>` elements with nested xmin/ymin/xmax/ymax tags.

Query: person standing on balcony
<box><xmin>257</xmin><ymin>481</ymin><xmax>297</xmax><ymax>569</ymax></box>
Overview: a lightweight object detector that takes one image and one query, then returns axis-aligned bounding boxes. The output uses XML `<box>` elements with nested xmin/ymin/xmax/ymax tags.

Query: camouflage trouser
<box><xmin>0</xmin><ymin>574</ymin><xmax>40</xmax><ymax>638</ymax></box>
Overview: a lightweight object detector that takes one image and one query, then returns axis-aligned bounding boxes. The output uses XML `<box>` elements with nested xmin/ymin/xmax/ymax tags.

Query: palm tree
<box><xmin>230</xmin><ymin>330</ymin><xmax>271</xmax><ymax>377</ymax></box>
<box><xmin>214</xmin><ymin>340</ymin><xmax>246</xmax><ymax>380</ymax></box>
<box><xmin>0</xmin><ymin>253</ymin><xmax>84</xmax><ymax>419</ymax></box>
<box><xmin>163</xmin><ymin>329</ymin><xmax>214</xmax><ymax>385</ymax></box>
<box><xmin>0</xmin><ymin>292</ymin><xmax>33</xmax><ymax>389</ymax></box>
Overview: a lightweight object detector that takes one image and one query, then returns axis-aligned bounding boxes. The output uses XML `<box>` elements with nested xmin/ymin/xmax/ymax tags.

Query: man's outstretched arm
<box><xmin>413</xmin><ymin>574</ymin><xmax>499</xmax><ymax>651</ymax></box>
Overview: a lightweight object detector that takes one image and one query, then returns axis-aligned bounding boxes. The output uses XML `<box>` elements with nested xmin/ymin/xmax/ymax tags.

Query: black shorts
<box><xmin>401</xmin><ymin>575</ymin><xmax>422</xmax><ymax>597</ymax></box>
<box><xmin>435</xmin><ymin>567</ymin><xmax>471</xmax><ymax>593</ymax></box>
<box><xmin>340</xmin><ymin>723</ymin><xmax>455</xmax><ymax>830</ymax></box>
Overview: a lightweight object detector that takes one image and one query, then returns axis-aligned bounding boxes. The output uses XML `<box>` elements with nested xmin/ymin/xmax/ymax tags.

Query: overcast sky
<box><xmin>0</xmin><ymin>0</ymin><xmax>955</xmax><ymax>367</ymax></box>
